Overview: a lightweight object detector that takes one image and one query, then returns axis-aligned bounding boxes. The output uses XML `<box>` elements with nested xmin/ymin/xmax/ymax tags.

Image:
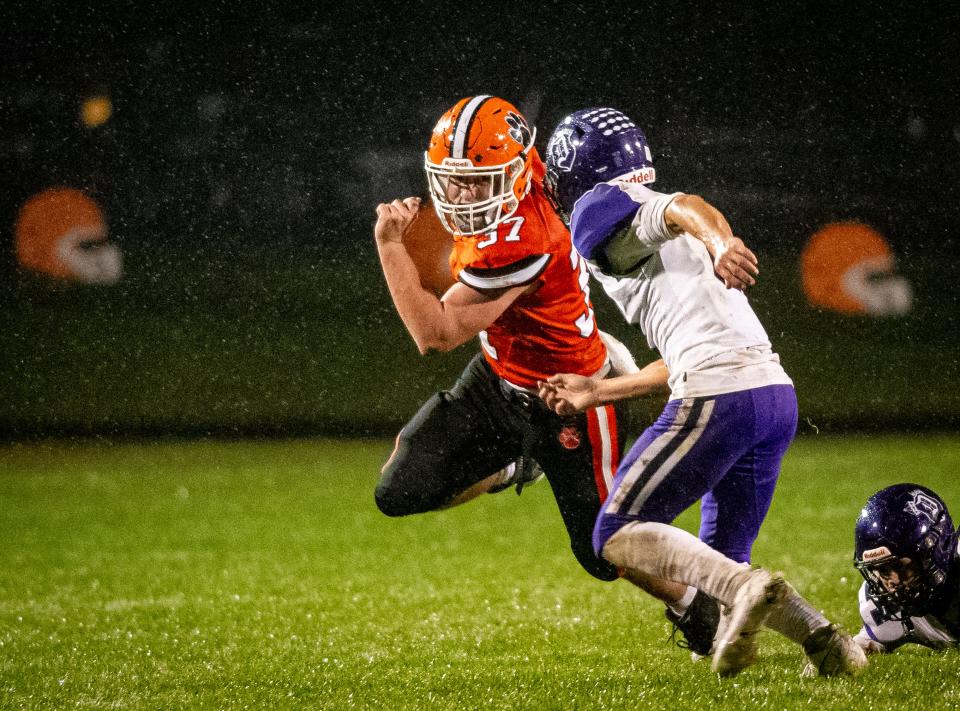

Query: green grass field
<box><xmin>2</xmin><ymin>435</ymin><xmax>958</xmax><ymax>709</ymax></box>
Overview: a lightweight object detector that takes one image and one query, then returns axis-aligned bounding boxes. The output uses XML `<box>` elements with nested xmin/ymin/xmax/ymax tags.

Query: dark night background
<box><xmin>1</xmin><ymin>2</ymin><xmax>958</xmax><ymax>436</ymax></box>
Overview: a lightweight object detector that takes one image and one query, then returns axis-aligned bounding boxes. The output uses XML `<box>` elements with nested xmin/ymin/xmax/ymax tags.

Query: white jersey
<box><xmin>568</xmin><ymin>181</ymin><xmax>792</xmax><ymax>399</ymax></box>
<box><xmin>855</xmin><ymin>582</ymin><xmax>958</xmax><ymax>652</ymax></box>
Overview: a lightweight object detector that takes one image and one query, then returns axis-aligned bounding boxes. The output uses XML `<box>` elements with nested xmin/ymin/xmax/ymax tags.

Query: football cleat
<box><xmin>712</xmin><ymin>569</ymin><xmax>787</xmax><ymax>677</ymax></box>
<box><xmin>800</xmin><ymin>623</ymin><xmax>869</xmax><ymax>678</ymax></box>
<box><xmin>487</xmin><ymin>457</ymin><xmax>545</xmax><ymax>496</ymax></box>
<box><xmin>666</xmin><ymin>590</ymin><xmax>721</xmax><ymax>658</ymax></box>
<box><xmin>698</xmin><ymin>603</ymin><xmax>732</xmax><ymax>663</ymax></box>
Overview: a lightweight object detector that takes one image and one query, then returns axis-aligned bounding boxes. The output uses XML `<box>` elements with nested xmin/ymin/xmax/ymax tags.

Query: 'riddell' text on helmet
<box><xmin>425</xmin><ymin>95</ymin><xmax>536</xmax><ymax>236</ymax></box>
<box><xmin>854</xmin><ymin>483</ymin><xmax>958</xmax><ymax>619</ymax></box>
<box><xmin>544</xmin><ymin>107</ymin><xmax>655</xmax><ymax>224</ymax></box>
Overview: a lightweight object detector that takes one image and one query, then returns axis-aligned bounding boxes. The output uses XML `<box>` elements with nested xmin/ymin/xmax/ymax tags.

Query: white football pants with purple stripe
<box><xmin>593</xmin><ymin>384</ymin><xmax>798</xmax><ymax>564</ymax></box>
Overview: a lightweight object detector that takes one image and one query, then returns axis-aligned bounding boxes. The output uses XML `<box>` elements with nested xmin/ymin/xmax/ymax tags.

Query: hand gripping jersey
<box><xmin>570</xmin><ymin>181</ymin><xmax>792</xmax><ymax>399</ymax></box>
<box><xmin>449</xmin><ymin>154</ymin><xmax>608</xmax><ymax>388</ymax></box>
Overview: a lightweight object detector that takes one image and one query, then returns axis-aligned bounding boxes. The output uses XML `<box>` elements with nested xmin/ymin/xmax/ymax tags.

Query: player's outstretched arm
<box><xmin>538</xmin><ymin>359</ymin><xmax>669</xmax><ymax>414</ymax></box>
<box><xmin>664</xmin><ymin>194</ymin><xmax>759</xmax><ymax>291</ymax></box>
<box><xmin>374</xmin><ymin>197</ymin><xmax>526</xmax><ymax>354</ymax></box>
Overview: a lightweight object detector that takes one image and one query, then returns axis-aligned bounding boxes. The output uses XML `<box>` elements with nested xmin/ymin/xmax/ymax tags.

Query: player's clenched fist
<box><xmin>375</xmin><ymin>197</ymin><xmax>421</xmax><ymax>244</ymax></box>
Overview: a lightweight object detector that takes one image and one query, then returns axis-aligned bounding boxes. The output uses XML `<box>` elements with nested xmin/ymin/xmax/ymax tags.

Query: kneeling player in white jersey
<box><xmin>853</xmin><ymin>484</ymin><xmax>959</xmax><ymax>655</ymax></box>
<box><xmin>539</xmin><ymin>107</ymin><xmax>867</xmax><ymax>677</ymax></box>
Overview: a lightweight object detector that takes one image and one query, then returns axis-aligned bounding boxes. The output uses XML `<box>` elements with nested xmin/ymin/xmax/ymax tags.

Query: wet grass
<box><xmin>1</xmin><ymin>435</ymin><xmax>958</xmax><ymax>709</ymax></box>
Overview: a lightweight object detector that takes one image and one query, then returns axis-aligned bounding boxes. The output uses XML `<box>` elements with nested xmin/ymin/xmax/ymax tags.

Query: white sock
<box><xmin>495</xmin><ymin>462</ymin><xmax>515</xmax><ymax>486</ymax></box>
<box><xmin>764</xmin><ymin>583</ymin><xmax>829</xmax><ymax>644</ymax></box>
<box><xmin>602</xmin><ymin>521</ymin><xmax>754</xmax><ymax>607</ymax></box>
<box><xmin>668</xmin><ymin>586</ymin><xmax>699</xmax><ymax>616</ymax></box>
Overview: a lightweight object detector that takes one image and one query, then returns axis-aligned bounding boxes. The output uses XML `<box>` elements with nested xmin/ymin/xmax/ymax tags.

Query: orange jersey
<box><xmin>449</xmin><ymin>159</ymin><xmax>608</xmax><ymax>388</ymax></box>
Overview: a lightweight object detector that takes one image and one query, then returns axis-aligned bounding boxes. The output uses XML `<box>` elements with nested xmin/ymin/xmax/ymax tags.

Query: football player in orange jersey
<box><xmin>373</xmin><ymin>95</ymin><xmax>653</xmax><ymax>582</ymax></box>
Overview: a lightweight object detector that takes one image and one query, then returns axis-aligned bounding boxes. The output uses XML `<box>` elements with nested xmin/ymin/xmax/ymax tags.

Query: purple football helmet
<box><xmin>544</xmin><ymin>107</ymin><xmax>656</xmax><ymax>223</ymax></box>
<box><xmin>854</xmin><ymin>483</ymin><xmax>957</xmax><ymax>618</ymax></box>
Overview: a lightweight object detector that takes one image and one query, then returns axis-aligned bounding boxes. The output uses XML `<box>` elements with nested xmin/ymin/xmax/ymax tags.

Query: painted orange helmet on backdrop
<box><xmin>425</xmin><ymin>95</ymin><xmax>536</xmax><ymax>235</ymax></box>
<box><xmin>801</xmin><ymin>221</ymin><xmax>912</xmax><ymax>316</ymax></box>
<box><xmin>15</xmin><ymin>187</ymin><xmax>123</xmax><ymax>285</ymax></box>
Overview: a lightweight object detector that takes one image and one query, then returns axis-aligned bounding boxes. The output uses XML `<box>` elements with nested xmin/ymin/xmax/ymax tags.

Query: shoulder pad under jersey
<box><xmin>569</xmin><ymin>183</ymin><xmax>639</xmax><ymax>261</ymax></box>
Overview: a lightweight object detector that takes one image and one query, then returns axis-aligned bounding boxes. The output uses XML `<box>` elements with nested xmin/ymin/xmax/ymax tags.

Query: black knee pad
<box><xmin>374</xmin><ymin>477</ymin><xmax>411</xmax><ymax>517</ymax></box>
<box><xmin>374</xmin><ymin>440</ymin><xmax>434</xmax><ymax>517</ymax></box>
<box><xmin>571</xmin><ymin>539</ymin><xmax>620</xmax><ymax>581</ymax></box>
<box><xmin>374</xmin><ymin>393</ymin><xmax>466</xmax><ymax>516</ymax></box>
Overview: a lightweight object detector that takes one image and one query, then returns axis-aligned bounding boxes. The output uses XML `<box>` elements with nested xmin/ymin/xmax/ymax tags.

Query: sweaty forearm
<box><xmin>665</xmin><ymin>194</ymin><xmax>733</xmax><ymax>245</ymax></box>
<box><xmin>376</xmin><ymin>241</ymin><xmax>459</xmax><ymax>353</ymax></box>
<box><xmin>595</xmin><ymin>359</ymin><xmax>670</xmax><ymax>404</ymax></box>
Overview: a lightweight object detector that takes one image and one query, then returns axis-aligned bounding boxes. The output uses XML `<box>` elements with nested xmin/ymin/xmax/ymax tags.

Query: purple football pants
<box><xmin>593</xmin><ymin>384</ymin><xmax>798</xmax><ymax>564</ymax></box>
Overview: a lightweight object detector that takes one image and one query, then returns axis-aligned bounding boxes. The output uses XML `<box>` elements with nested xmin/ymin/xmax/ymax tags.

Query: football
<box><xmin>402</xmin><ymin>200</ymin><xmax>454</xmax><ymax>297</ymax></box>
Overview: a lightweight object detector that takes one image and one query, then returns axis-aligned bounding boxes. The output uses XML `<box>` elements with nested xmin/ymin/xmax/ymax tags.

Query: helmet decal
<box><xmin>505</xmin><ymin>111</ymin><xmax>532</xmax><ymax>149</ymax></box>
<box><xmin>582</xmin><ymin>108</ymin><xmax>637</xmax><ymax>136</ymax></box>
<box><xmin>860</xmin><ymin>546</ymin><xmax>893</xmax><ymax>563</ymax></box>
<box><xmin>904</xmin><ymin>489</ymin><xmax>943</xmax><ymax>524</ymax></box>
<box><xmin>548</xmin><ymin>127</ymin><xmax>576</xmax><ymax>172</ymax></box>
<box><xmin>450</xmin><ymin>95</ymin><xmax>492</xmax><ymax>159</ymax></box>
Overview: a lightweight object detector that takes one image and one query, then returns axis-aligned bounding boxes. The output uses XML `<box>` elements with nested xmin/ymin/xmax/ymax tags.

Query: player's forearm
<box><xmin>663</xmin><ymin>193</ymin><xmax>758</xmax><ymax>290</ymax></box>
<box><xmin>595</xmin><ymin>359</ymin><xmax>670</xmax><ymax>404</ymax></box>
<box><xmin>664</xmin><ymin>194</ymin><xmax>734</xmax><ymax>247</ymax></box>
<box><xmin>376</xmin><ymin>241</ymin><xmax>469</xmax><ymax>354</ymax></box>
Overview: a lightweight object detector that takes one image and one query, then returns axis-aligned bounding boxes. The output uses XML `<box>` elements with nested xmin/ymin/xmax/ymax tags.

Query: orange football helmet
<box><xmin>801</xmin><ymin>222</ymin><xmax>912</xmax><ymax>316</ymax></box>
<box><xmin>15</xmin><ymin>187</ymin><xmax>122</xmax><ymax>285</ymax></box>
<box><xmin>424</xmin><ymin>95</ymin><xmax>536</xmax><ymax>235</ymax></box>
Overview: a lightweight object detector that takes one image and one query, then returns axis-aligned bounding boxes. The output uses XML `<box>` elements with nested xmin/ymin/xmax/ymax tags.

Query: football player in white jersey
<box><xmin>853</xmin><ymin>483</ymin><xmax>959</xmax><ymax>653</ymax></box>
<box><xmin>539</xmin><ymin>108</ymin><xmax>867</xmax><ymax>678</ymax></box>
